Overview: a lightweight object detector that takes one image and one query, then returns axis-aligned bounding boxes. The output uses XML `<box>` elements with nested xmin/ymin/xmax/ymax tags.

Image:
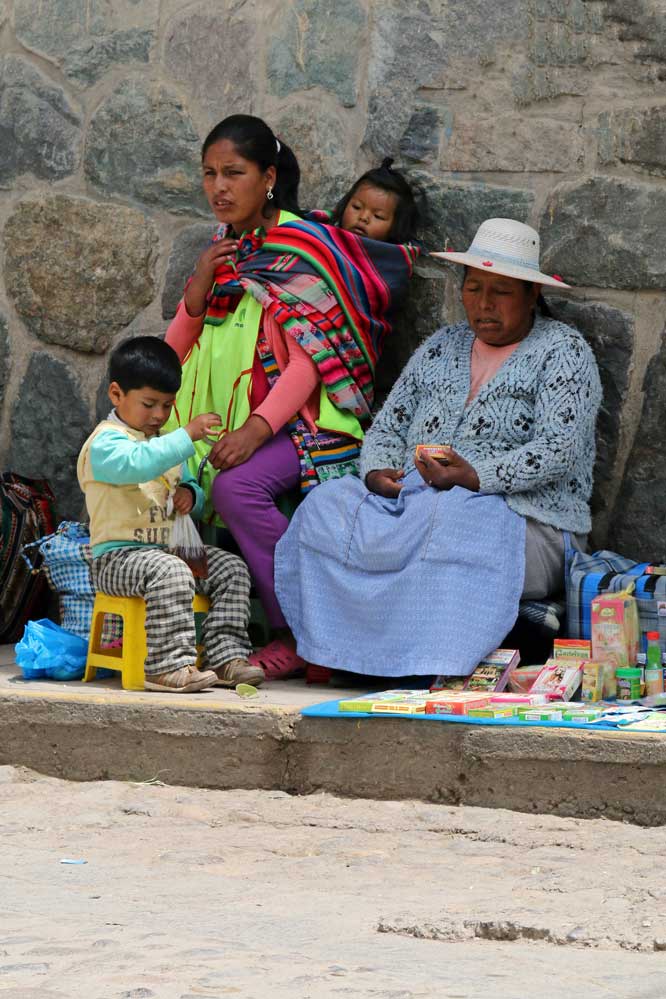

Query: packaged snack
<box><xmin>522</xmin><ymin>708</ymin><xmax>566</xmax><ymax>721</ymax></box>
<box><xmin>425</xmin><ymin>694</ymin><xmax>491</xmax><ymax>715</ymax></box>
<box><xmin>462</xmin><ymin>649</ymin><xmax>520</xmax><ymax>693</ymax></box>
<box><xmin>581</xmin><ymin>661</ymin><xmax>605</xmax><ymax>702</ymax></box>
<box><xmin>516</xmin><ymin>701</ymin><xmax>578</xmax><ymax>718</ymax></box>
<box><xmin>562</xmin><ymin>707</ymin><xmax>605</xmax><ymax>722</ymax></box>
<box><xmin>616</xmin><ymin>667</ymin><xmax>642</xmax><ymax>701</ymax></box>
<box><xmin>531</xmin><ymin>659</ymin><xmax>584</xmax><ymax>701</ymax></box>
<box><xmin>553</xmin><ymin>639</ymin><xmax>592</xmax><ymax>661</ymax></box>
<box><xmin>429</xmin><ymin>675</ymin><xmax>466</xmax><ymax>692</ymax></box>
<box><xmin>339</xmin><ymin>690</ymin><xmax>430</xmax><ymax>713</ymax></box>
<box><xmin>415</xmin><ymin>444</ymin><xmax>452</xmax><ymax>465</ymax></box>
<box><xmin>490</xmin><ymin>692</ymin><xmax>548</xmax><ymax>706</ymax></box>
<box><xmin>591</xmin><ymin>589</ymin><xmax>639</xmax><ymax>670</ymax></box>
<box><xmin>467</xmin><ymin>705</ymin><xmax>517</xmax><ymax>719</ymax></box>
<box><xmin>507</xmin><ymin>664</ymin><xmax>542</xmax><ymax>694</ymax></box>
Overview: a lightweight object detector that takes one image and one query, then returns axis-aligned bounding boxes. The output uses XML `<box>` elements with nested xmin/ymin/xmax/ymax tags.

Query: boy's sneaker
<box><xmin>144</xmin><ymin>664</ymin><xmax>217</xmax><ymax>693</ymax></box>
<box><xmin>214</xmin><ymin>658</ymin><xmax>265</xmax><ymax>688</ymax></box>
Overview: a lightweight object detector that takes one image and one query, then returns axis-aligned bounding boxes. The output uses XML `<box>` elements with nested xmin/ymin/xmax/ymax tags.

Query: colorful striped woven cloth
<box><xmin>203</xmin><ymin>215</ymin><xmax>420</xmax><ymax>421</ymax></box>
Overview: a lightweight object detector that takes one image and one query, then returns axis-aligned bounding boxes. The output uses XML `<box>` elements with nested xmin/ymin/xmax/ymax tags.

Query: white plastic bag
<box><xmin>169</xmin><ymin>513</ymin><xmax>208</xmax><ymax>578</ymax></box>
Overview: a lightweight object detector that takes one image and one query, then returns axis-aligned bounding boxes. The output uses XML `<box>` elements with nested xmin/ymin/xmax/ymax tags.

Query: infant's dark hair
<box><xmin>333</xmin><ymin>157</ymin><xmax>421</xmax><ymax>243</ymax></box>
<box><xmin>109</xmin><ymin>336</ymin><xmax>182</xmax><ymax>394</ymax></box>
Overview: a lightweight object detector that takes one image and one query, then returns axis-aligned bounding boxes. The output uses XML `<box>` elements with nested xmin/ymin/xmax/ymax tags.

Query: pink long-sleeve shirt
<box><xmin>165</xmin><ymin>300</ymin><xmax>321</xmax><ymax>434</ymax></box>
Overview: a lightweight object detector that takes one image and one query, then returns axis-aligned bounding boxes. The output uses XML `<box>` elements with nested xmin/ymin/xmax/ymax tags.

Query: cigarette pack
<box><xmin>531</xmin><ymin>659</ymin><xmax>583</xmax><ymax>701</ymax></box>
<box><xmin>553</xmin><ymin>639</ymin><xmax>592</xmax><ymax>661</ymax></box>
<box><xmin>591</xmin><ymin>590</ymin><xmax>639</xmax><ymax>670</ymax></box>
<box><xmin>462</xmin><ymin>649</ymin><xmax>520</xmax><ymax>693</ymax></box>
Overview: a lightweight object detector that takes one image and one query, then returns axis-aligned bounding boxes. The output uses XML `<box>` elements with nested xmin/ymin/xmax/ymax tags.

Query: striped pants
<box><xmin>92</xmin><ymin>546</ymin><xmax>251</xmax><ymax>676</ymax></box>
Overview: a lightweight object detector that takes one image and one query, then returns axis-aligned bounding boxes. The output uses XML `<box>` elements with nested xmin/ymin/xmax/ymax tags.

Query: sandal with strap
<box><xmin>249</xmin><ymin>638</ymin><xmax>307</xmax><ymax>681</ymax></box>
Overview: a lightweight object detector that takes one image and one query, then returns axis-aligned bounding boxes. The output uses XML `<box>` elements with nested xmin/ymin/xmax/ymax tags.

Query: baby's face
<box><xmin>341</xmin><ymin>183</ymin><xmax>397</xmax><ymax>241</ymax></box>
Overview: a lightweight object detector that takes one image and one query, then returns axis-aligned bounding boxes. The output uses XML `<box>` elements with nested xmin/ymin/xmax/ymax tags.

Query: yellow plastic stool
<box><xmin>84</xmin><ymin>592</ymin><xmax>211</xmax><ymax>691</ymax></box>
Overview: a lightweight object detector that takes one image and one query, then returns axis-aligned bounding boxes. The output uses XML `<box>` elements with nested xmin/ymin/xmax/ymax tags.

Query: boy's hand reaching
<box><xmin>173</xmin><ymin>485</ymin><xmax>195</xmax><ymax>514</ymax></box>
<box><xmin>185</xmin><ymin>412</ymin><xmax>222</xmax><ymax>443</ymax></box>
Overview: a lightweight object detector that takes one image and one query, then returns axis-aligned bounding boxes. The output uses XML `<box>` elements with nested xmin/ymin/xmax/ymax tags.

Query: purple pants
<box><xmin>211</xmin><ymin>431</ymin><xmax>301</xmax><ymax>629</ymax></box>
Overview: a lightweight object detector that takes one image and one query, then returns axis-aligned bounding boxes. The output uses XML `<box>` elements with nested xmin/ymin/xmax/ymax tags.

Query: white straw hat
<box><xmin>430</xmin><ymin>218</ymin><xmax>570</xmax><ymax>288</ymax></box>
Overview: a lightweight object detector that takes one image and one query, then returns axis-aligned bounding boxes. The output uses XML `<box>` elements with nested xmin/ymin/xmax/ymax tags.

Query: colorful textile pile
<box><xmin>188</xmin><ymin>216</ymin><xmax>419</xmax><ymax>422</ymax></box>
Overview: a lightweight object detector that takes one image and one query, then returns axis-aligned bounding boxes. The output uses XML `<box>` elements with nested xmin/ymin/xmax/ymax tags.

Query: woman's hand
<box><xmin>208</xmin><ymin>416</ymin><xmax>272</xmax><ymax>470</ymax></box>
<box><xmin>365</xmin><ymin>468</ymin><xmax>404</xmax><ymax>498</ymax></box>
<box><xmin>173</xmin><ymin>485</ymin><xmax>195</xmax><ymax>514</ymax></box>
<box><xmin>184</xmin><ymin>238</ymin><xmax>239</xmax><ymax>317</ymax></box>
<box><xmin>415</xmin><ymin>449</ymin><xmax>480</xmax><ymax>492</ymax></box>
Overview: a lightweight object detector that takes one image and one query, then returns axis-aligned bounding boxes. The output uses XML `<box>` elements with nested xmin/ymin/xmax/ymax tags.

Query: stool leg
<box><xmin>120</xmin><ymin>601</ymin><xmax>149</xmax><ymax>691</ymax></box>
<box><xmin>84</xmin><ymin>608</ymin><xmax>106</xmax><ymax>682</ymax></box>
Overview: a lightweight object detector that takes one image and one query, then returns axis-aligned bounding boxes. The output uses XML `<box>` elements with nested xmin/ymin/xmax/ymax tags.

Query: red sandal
<box><xmin>305</xmin><ymin>664</ymin><xmax>332</xmax><ymax>685</ymax></box>
<box><xmin>249</xmin><ymin>638</ymin><xmax>307</xmax><ymax>680</ymax></box>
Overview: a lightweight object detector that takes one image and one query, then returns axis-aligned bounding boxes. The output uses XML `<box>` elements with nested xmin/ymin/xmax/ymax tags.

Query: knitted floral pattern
<box><xmin>359</xmin><ymin>317</ymin><xmax>602</xmax><ymax>534</ymax></box>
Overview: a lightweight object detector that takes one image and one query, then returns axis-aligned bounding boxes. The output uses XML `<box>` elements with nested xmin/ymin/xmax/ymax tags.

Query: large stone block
<box><xmin>162</xmin><ymin>223</ymin><xmax>217</xmax><ymax>320</ymax></box>
<box><xmin>84</xmin><ymin>79</ymin><xmax>205</xmax><ymax>215</ymax></box>
<box><xmin>545</xmin><ymin>298</ymin><xmax>634</xmax><ymax>536</ymax></box>
<box><xmin>14</xmin><ymin>0</ymin><xmax>157</xmax><ymax>86</ymax></box>
<box><xmin>4</xmin><ymin>196</ymin><xmax>158</xmax><ymax>354</ymax></box>
<box><xmin>164</xmin><ymin>2</ymin><xmax>255</xmax><ymax>121</ymax></box>
<box><xmin>609</xmin><ymin>329</ymin><xmax>666</xmax><ymax>561</ymax></box>
<box><xmin>0</xmin><ymin>56</ymin><xmax>82</xmax><ymax>188</ymax></box>
<box><xmin>604</xmin><ymin>0</ymin><xmax>666</xmax><ymax>80</ymax></box>
<box><xmin>541</xmin><ymin>177</ymin><xmax>666</xmax><ymax>290</ymax></box>
<box><xmin>10</xmin><ymin>353</ymin><xmax>90</xmax><ymax>521</ymax></box>
<box><xmin>0</xmin><ymin>313</ymin><xmax>9</xmax><ymax>411</ymax></box>
<box><xmin>267</xmin><ymin>0</ymin><xmax>365</xmax><ymax>108</ymax></box>
<box><xmin>273</xmin><ymin>101</ymin><xmax>356</xmax><ymax>210</ymax></box>
<box><xmin>409</xmin><ymin>171</ymin><xmax>534</xmax><ymax>255</ymax></box>
<box><xmin>598</xmin><ymin>106</ymin><xmax>666</xmax><ymax>179</ymax></box>
<box><xmin>439</xmin><ymin>114</ymin><xmax>584</xmax><ymax>173</ymax></box>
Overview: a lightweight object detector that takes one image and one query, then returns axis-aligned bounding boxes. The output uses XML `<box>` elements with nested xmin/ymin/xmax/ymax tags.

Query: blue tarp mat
<box><xmin>301</xmin><ymin>698</ymin><xmax>622</xmax><ymax>732</ymax></box>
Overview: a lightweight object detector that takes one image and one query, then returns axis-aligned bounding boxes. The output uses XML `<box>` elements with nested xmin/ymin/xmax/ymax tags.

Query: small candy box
<box><xmin>531</xmin><ymin>659</ymin><xmax>584</xmax><ymax>701</ymax></box>
<box><xmin>415</xmin><ymin>443</ymin><xmax>452</xmax><ymax>465</ymax></box>
<box><xmin>489</xmin><ymin>692</ymin><xmax>548</xmax><ymax>706</ymax></box>
<box><xmin>590</xmin><ymin>589</ymin><xmax>639</xmax><ymax>670</ymax></box>
<box><xmin>581</xmin><ymin>661</ymin><xmax>605</xmax><ymax>702</ymax></box>
<box><xmin>463</xmin><ymin>649</ymin><xmax>520</xmax><ymax>693</ymax></box>
<box><xmin>424</xmin><ymin>694</ymin><xmax>492</xmax><ymax>715</ymax></box>
<box><xmin>553</xmin><ymin>639</ymin><xmax>592</xmax><ymax>661</ymax></box>
<box><xmin>516</xmin><ymin>701</ymin><xmax>579</xmax><ymax>718</ymax></box>
<box><xmin>467</xmin><ymin>705</ymin><xmax>517</xmax><ymax>719</ymax></box>
<box><xmin>339</xmin><ymin>690</ymin><xmax>429</xmax><ymax>713</ymax></box>
<box><xmin>562</xmin><ymin>707</ymin><xmax>605</xmax><ymax>722</ymax></box>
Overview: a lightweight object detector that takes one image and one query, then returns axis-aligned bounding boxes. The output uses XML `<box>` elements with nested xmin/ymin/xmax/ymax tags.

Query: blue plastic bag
<box><xmin>15</xmin><ymin>618</ymin><xmax>88</xmax><ymax>681</ymax></box>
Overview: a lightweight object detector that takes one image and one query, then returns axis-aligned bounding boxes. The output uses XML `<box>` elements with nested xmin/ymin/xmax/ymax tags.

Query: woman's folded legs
<box><xmin>211</xmin><ymin>430</ymin><xmax>301</xmax><ymax>630</ymax></box>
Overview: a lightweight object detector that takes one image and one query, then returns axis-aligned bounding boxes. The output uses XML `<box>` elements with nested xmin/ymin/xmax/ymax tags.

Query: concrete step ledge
<box><xmin>1</xmin><ymin>679</ymin><xmax>664</xmax><ymax>826</ymax></box>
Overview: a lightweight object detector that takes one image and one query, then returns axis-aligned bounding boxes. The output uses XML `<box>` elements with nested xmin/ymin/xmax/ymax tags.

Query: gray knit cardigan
<box><xmin>360</xmin><ymin>316</ymin><xmax>602</xmax><ymax>534</ymax></box>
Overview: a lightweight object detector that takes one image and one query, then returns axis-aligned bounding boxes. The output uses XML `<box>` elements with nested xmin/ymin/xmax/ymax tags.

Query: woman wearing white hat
<box><xmin>274</xmin><ymin>219</ymin><xmax>602</xmax><ymax>680</ymax></box>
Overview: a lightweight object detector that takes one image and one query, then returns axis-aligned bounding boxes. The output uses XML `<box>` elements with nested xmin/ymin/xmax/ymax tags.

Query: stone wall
<box><xmin>0</xmin><ymin>0</ymin><xmax>665</xmax><ymax>557</ymax></box>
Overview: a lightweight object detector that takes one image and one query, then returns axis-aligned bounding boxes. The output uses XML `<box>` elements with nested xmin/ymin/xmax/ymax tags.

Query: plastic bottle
<box><xmin>645</xmin><ymin>632</ymin><xmax>664</xmax><ymax>696</ymax></box>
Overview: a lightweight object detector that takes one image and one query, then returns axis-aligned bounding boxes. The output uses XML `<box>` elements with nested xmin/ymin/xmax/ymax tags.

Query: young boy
<box><xmin>77</xmin><ymin>336</ymin><xmax>264</xmax><ymax>693</ymax></box>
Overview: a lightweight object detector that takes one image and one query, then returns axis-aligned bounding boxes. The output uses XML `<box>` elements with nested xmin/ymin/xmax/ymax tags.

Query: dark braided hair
<box><xmin>332</xmin><ymin>157</ymin><xmax>420</xmax><ymax>243</ymax></box>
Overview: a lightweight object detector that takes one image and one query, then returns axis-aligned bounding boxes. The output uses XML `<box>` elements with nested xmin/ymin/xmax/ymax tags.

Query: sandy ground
<box><xmin>1</xmin><ymin>766</ymin><xmax>666</xmax><ymax>999</ymax></box>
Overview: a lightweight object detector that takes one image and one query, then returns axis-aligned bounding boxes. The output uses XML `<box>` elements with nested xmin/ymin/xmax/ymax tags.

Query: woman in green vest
<box><xmin>166</xmin><ymin>114</ymin><xmax>417</xmax><ymax>679</ymax></box>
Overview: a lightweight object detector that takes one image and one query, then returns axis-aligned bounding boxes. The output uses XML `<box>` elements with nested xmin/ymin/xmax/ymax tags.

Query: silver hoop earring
<box><xmin>266</xmin><ymin>187</ymin><xmax>274</xmax><ymax>201</ymax></box>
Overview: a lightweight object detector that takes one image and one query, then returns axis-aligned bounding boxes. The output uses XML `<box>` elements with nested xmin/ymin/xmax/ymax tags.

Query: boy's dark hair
<box><xmin>202</xmin><ymin>114</ymin><xmax>302</xmax><ymax>218</ymax></box>
<box><xmin>332</xmin><ymin>157</ymin><xmax>421</xmax><ymax>243</ymax></box>
<box><xmin>109</xmin><ymin>337</ymin><xmax>182</xmax><ymax>394</ymax></box>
